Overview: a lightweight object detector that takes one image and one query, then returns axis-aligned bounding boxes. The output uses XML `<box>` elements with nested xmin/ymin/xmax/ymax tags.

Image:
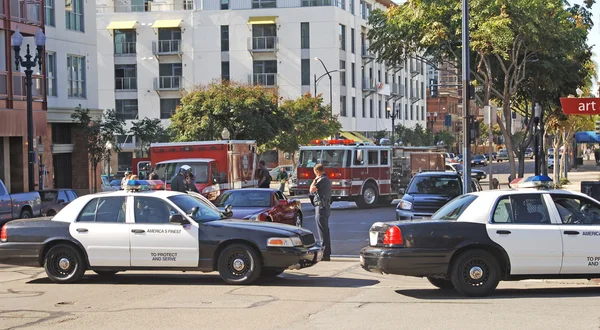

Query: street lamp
<box><xmin>105</xmin><ymin>141</ymin><xmax>113</xmax><ymax>178</ymax></box>
<box><xmin>386</xmin><ymin>104</ymin><xmax>398</xmax><ymax>143</ymax></box>
<box><xmin>314</xmin><ymin>57</ymin><xmax>345</xmax><ymax>119</ymax></box>
<box><xmin>12</xmin><ymin>28</ymin><xmax>45</xmax><ymax>192</ymax></box>
<box><xmin>221</xmin><ymin>127</ymin><xmax>231</xmax><ymax>140</ymax></box>
<box><xmin>426</xmin><ymin>111</ymin><xmax>438</xmax><ymax>131</ymax></box>
<box><xmin>534</xmin><ymin>103</ymin><xmax>542</xmax><ymax>176</ymax></box>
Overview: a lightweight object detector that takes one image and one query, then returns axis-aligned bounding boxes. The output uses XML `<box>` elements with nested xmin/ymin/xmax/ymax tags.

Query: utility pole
<box><xmin>461</xmin><ymin>0</ymin><xmax>471</xmax><ymax>194</ymax></box>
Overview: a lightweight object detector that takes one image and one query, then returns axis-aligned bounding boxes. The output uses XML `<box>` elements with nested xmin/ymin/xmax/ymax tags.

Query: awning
<box><xmin>247</xmin><ymin>16</ymin><xmax>278</xmax><ymax>25</ymax></box>
<box><xmin>575</xmin><ymin>131</ymin><xmax>600</xmax><ymax>143</ymax></box>
<box><xmin>106</xmin><ymin>21</ymin><xmax>137</xmax><ymax>30</ymax></box>
<box><xmin>152</xmin><ymin>19</ymin><xmax>183</xmax><ymax>28</ymax></box>
<box><xmin>340</xmin><ymin>131</ymin><xmax>372</xmax><ymax>143</ymax></box>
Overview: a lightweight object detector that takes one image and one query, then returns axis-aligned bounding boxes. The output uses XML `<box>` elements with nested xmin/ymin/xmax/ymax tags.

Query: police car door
<box><xmin>548</xmin><ymin>194</ymin><xmax>600</xmax><ymax>274</ymax></box>
<box><xmin>129</xmin><ymin>196</ymin><xmax>199</xmax><ymax>267</ymax></box>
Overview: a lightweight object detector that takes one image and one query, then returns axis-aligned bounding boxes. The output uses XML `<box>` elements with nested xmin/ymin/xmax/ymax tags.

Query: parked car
<box><xmin>548</xmin><ymin>148</ymin><xmax>555</xmax><ymax>156</ymax></box>
<box><xmin>471</xmin><ymin>154</ymin><xmax>488</xmax><ymax>167</ymax></box>
<box><xmin>497</xmin><ymin>149</ymin><xmax>509</xmax><ymax>162</ymax></box>
<box><xmin>287</xmin><ymin>170</ymin><xmax>298</xmax><ymax>196</ymax></box>
<box><xmin>445</xmin><ymin>163</ymin><xmax>487</xmax><ymax>181</ymax></box>
<box><xmin>525</xmin><ymin>148</ymin><xmax>534</xmax><ymax>159</ymax></box>
<box><xmin>269</xmin><ymin>165</ymin><xmax>294</xmax><ymax>181</ymax></box>
<box><xmin>548</xmin><ymin>154</ymin><xmax>561</xmax><ymax>168</ymax></box>
<box><xmin>0</xmin><ymin>179</ymin><xmax>42</xmax><ymax>227</ymax></box>
<box><xmin>39</xmin><ymin>189</ymin><xmax>78</xmax><ymax>216</ymax></box>
<box><xmin>214</xmin><ymin>188</ymin><xmax>303</xmax><ymax>227</ymax></box>
<box><xmin>444</xmin><ymin>153</ymin><xmax>457</xmax><ymax>163</ymax></box>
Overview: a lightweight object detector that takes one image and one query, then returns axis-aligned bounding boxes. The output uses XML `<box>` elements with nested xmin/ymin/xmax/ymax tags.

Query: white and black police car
<box><xmin>0</xmin><ymin>180</ymin><xmax>322</xmax><ymax>284</ymax></box>
<box><xmin>361</xmin><ymin>176</ymin><xmax>600</xmax><ymax>296</ymax></box>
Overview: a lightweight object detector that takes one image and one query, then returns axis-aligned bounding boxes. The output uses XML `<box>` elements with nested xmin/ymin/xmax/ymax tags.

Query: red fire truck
<box><xmin>295</xmin><ymin>139</ymin><xmax>444</xmax><ymax>208</ymax></box>
<box><xmin>132</xmin><ymin>140</ymin><xmax>258</xmax><ymax>201</ymax></box>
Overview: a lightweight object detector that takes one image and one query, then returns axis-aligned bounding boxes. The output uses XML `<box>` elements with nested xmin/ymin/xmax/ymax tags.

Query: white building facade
<box><xmin>96</xmin><ymin>0</ymin><xmax>427</xmax><ymax>162</ymax></box>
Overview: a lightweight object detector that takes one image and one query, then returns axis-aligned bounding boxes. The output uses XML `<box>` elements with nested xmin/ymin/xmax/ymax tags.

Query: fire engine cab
<box><xmin>134</xmin><ymin>140</ymin><xmax>258</xmax><ymax>201</ymax></box>
<box><xmin>296</xmin><ymin>139</ymin><xmax>399</xmax><ymax>208</ymax></box>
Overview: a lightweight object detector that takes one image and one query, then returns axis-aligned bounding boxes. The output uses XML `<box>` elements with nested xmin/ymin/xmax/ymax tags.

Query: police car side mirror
<box><xmin>169</xmin><ymin>214</ymin><xmax>189</xmax><ymax>225</ymax></box>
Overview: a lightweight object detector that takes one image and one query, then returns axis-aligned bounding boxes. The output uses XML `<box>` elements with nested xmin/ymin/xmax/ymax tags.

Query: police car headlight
<box><xmin>267</xmin><ymin>236</ymin><xmax>303</xmax><ymax>247</ymax></box>
<box><xmin>398</xmin><ymin>200</ymin><xmax>413</xmax><ymax>210</ymax></box>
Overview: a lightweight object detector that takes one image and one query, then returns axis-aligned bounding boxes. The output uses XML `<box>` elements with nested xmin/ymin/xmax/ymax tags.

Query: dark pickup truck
<box><xmin>0</xmin><ymin>179</ymin><xmax>42</xmax><ymax>226</ymax></box>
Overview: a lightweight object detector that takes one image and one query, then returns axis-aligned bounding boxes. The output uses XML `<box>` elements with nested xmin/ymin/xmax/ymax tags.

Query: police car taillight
<box><xmin>383</xmin><ymin>226</ymin><xmax>403</xmax><ymax>245</ymax></box>
<box><xmin>0</xmin><ymin>225</ymin><xmax>7</xmax><ymax>243</ymax></box>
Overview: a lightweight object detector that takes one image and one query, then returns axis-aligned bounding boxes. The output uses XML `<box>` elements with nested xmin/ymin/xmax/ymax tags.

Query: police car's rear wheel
<box><xmin>218</xmin><ymin>243</ymin><xmax>262</xmax><ymax>285</ymax></box>
<box><xmin>450</xmin><ymin>249</ymin><xmax>500</xmax><ymax>297</ymax></box>
<box><xmin>44</xmin><ymin>244</ymin><xmax>86</xmax><ymax>284</ymax></box>
<box><xmin>427</xmin><ymin>277</ymin><xmax>454</xmax><ymax>290</ymax></box>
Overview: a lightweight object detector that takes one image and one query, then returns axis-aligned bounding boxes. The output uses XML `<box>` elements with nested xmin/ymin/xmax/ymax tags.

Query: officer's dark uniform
<box><xmin>171</xmin><ymin>173</ymin><xmax>187</xmax><ymax>193</ymax></box>
<box><xmin>313</xmin><ymin>175</ymin><xmax>332</xmax><ymax>260</ymax></box>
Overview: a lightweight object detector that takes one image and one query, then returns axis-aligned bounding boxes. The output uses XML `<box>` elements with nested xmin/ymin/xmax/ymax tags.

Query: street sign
<box><xmin>560</xmin><ymin>97</ymin><xmax>600</xmax><ymax>115</ymax></box>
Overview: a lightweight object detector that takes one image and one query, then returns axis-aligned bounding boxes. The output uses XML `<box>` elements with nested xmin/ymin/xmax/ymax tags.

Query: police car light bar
<box><xmin>125</xmin><ymin>180</ymin><xmax>166</xmax><ymax>191</ymax></box>
<box><xmin>514</xmin><ymin>175</ymin><xmax>553</xmax><ymax>189</ymax></box>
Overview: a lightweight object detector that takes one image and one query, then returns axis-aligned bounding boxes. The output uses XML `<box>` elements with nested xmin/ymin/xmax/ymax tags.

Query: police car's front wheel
<box><xmin>44</xmin><ymin>244</ymin><xmax>86</xmax><ymax>284</ymax></box>
<box><xmin>218</xmin><ymin>243</ymin><xmax>262</xmax><ymax>285</ymax></box>
<box><xmin>450</xmin><ymin>249</ymin><xmax>500</xmax><ymax>297</ymax></box>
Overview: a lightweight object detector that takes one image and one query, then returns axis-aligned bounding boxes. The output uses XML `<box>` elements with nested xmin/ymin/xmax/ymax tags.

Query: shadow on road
<box><xmin>396</xmin><ymin>286</ymin><xmax>600</xmax><ymax>299</ymax></box>
<box><xmin>27</xmin><ymin>273</ymin><xmax>379</xmax><ymax>288</ymax></box>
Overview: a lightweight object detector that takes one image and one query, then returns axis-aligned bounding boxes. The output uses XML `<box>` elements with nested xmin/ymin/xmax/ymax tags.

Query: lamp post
<box><xmin>314</xmin><ymin>57</ymin><xmax>345</xmax><ymax>119</ymax></box>
<box><xmin>105</xmin><ymin>141</ymin><xmax>113</xmax><ymax>179</ymax></box>
<box><xmin>534</xmin><ymin>103</ymin><xmax>542</xmax><ymax>176</ymax></box>
<box><xmin>386</xmin><ymin>104</ymin><xmax>397</xmax><ymax>143</ymax></box>
<box><xmin>11</xmin><ymin>28</ymin><xmax>46</xmax><ymax>192</ymax></box>
<box><xmin>426</xmin><ymin>111</ymin><xmax>438</xmax><ymax>132</ymax></box>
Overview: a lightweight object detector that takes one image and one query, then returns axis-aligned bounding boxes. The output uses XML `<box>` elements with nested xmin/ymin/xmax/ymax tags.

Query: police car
<box><xmin>361</xmin><ymin>176</ymin><xmax>600</xmax><ymax>297</ymax></box>
<box><xmin>0</xmin><ymin>180</ymin><xmax>322</xmax><ymax>285</ymax></box>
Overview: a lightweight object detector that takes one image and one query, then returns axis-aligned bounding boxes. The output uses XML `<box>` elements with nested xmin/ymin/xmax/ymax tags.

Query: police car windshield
<box><xmin>154</xmin><ymin>163</ymin><xmax>209</xmax><ymax>184</ymax></box>
<box><xmin>168</xmin><ymin>195</ymin><xmax>223</xmax><ymax>222</ymax></box>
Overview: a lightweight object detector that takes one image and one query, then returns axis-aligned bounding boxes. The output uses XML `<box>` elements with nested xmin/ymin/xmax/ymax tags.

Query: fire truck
<box><xmin>295</xmin><ymin>139</ymin><xmax>444</xmax><ymax>208</ymax></box>
<box><xmin>132</xmin><ymin>140</ymin><xmax>258</xmax><ymax>201</ymax></box>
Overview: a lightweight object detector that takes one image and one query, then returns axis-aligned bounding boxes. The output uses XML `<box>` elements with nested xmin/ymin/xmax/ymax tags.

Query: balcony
<box><xmin>115</xmin><ymin>77</ymin><xmax>137</xmax><ymax>91</ymax></box>
<box><xmin>153</xmin><ymin>40</ymin><xmax>182</xmax><ymax>56</ymax></box>
<box><xmin>361</xmin><ymin>44</ymin><xmax>376</xmax><ymax>63</ymax></box>
<box><xmin>362</xmin><ymin>78</ymin><xmax>377</xmax><ymax>96</ymax></box>
<box><xmin>10</xmin><ymin>0</ymin><xmax>42</xmax><ymax>25</ymax></box>
<box><xmin>248</xmin><ymin>37</ymin><xmax>278</xmax><ymax>53</ymax></box>
<box><xmin>115</xmin><ymin>42</ymin><xmax>137</xmax><ymax>56</ymax></box>
<box><xmin>301</xmin><ymin>0</ymin><xmax>344</xmax><ymax>6</ymax></box>
<box><xmin>390</xmin><ymin>83</ymin><xmax>399</xmax><ymax>96</ymax></box>
<box><xmin>154</xmin><ymin>76</ymin><xmax>183</xmax><ymax>91</ymax></box>
<box><xmin>0</xmin><ymin>72</ymin><xmax>7</xmax><ymax>99</ymax></box>
<box><xmin>12</xmin><ymin>73</ymin><xmax>44</xmax><ymax>101</ymax></box>
<box><xmin>248</xmin><ymin>73</ymin><xmax>277</xmax><ymax>87</ymax></box>
<box><xmin>410</xmin><ymin>88</ymin><xmax>420</xmax><ymax>104</ymax></box>
<box><xmin>97</xmin><ymin>1</ymin><xmax>193</xmax><ymax>13</ymax></box>
<box><xmin>410</xmin><ymin>60</ymin><xmax>420</xmax><ymax>78</ymax></box>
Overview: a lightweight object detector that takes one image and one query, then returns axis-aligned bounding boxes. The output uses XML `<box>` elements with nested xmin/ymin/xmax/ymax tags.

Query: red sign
<box><xmin>560</xmin><ymin>97</ymin><xmax>600</xmax><ymax>115</ymax></box>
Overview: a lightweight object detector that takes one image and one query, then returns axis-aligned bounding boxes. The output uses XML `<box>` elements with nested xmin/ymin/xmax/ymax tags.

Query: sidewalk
<box><xmin>562</xmin><ymin>160</ymin><xmax>600</xmax><ymax>193</ymax></box>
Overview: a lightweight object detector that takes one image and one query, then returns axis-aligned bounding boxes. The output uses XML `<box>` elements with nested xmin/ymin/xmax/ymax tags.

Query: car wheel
<box><xmin>94</xmin><ymin>270</ymin><xmax>119</xmax><ymax>277</ymax></box>
<box><xmin>356</xmin><ymin>182</ymin><xmax>378</xmax><ymax>209</ymax></box>
<box><xmin>295</xmin><ymin>212</ymin><xmax>303</xmax><ymax>227</ymax></box>
<box><xmin>427</xmin><ymin>277</ymin><xmax>454</xmax><ymax>290</ymax></box>
<box><xmin>450</xmin><ymin>249</ymin><xmax>500</xmax><ymax>297</ymax></box>
<box><xmin>217</xmin><ymin>243</ymin><xmax>262</xmax><ymax>285</ymax></box>
<box><xmin>261</xmin><ymin>268</ymin><xmax>285</xmax><ymax>278</ymax></box>
<box><xmin>20</xmin><ymin>209</ymin><xmax>32</xmax><ymax>219</ymax></box>
<box><xmin>44</xmin><ymin>244</ymin><xmax>86</xmax><ymax>284</ymax></box>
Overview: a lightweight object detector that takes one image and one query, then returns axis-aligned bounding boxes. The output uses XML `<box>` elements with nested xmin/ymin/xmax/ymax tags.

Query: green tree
<box><xmin>169</xmin><ymin>82</ymin><xmax>290</xmax><ymax>147</ymax></box>
<box><xmin>395</xmin><ymin>123</ymin><xmax>434</xmax><ymax>146</ymax></box>
<box><xmin>71</xmin><ymin>106</ymin><xmax>126</xmax><ymax>192</ymax></box>
<box><xmin>268</xmin><ymin>94</ymin><xmax>341</xmax><ymax>166</ymax></box>
<box><xmin>435</xmin><ymin>130</ymin><xmax>455</xmax><ymax>148</ymax></box>
<box><xmin>130</xmin><ymin>118</ymin><xmax>170</xmax><ymax>157</ymax></box>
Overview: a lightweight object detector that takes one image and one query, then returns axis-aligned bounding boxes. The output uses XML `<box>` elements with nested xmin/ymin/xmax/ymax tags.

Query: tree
<box><xmin>71</xmin><ymin>106</ymin><xmax>126</xmax><ymax>192</ymax></box>
<box><xmin>268</xmin><ymin>94</ymin><xmax>341</xmax><ymax>166</ymax></box>
<box><xmin>435</xmin><ymin>130</ymin><xmax>455</xmax><ymax>148</ymax></box>
<box><xmin>169</xmin><ymin>82</ymin><xmax>289</xmax><ymax>147</ymax></box>
<box><xmin>395</xmin><ymin>123</ymin><xmax>434</xmax><ymax>146</ymax></box>
<box><xmin>130</xmin><ymin>118</ymin><xmax>170</xmax><ymax>157</ymax></box>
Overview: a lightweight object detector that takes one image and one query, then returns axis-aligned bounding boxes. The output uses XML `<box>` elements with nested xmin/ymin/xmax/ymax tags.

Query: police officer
<box><xmin>310</xmin><ymin>164</ymin><xmax>332</xmax><ymax>261</ymax></box>
<box><xmin>171</xmin><ymin>165</ymin><xmax>190</xmax><ymax>193</ymax></box>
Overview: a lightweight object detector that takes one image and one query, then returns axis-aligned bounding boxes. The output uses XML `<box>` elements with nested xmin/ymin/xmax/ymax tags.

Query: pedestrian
<box><xmin>121</xmin><ymin>171</ymin><xmax>130</xmax><ymax>189</ymax></box>
<box><xmin>257</xmin><ymin>160</ymin><xmax>271</xmax><ymax>188</ymax></box>
<box><xmin>171</xmin><ymin>165</ymin><xmax>190</xmax><ymax>193</ymax></box>
<box><xmin>586</xmin><ymin>148</ymin><xmax>591</xmax><ymax>160</ymax></box>
<box><xmin>185</xmin><ymin>173</ymin><xmax>200</xmax><ymax>193</ymax></box>
<box><xmin>276</xmin><ymin>167</ymin><xmax>289</xmax><ymax>193</ymax></box>
<box><xmin>310</xmin><ymin>164</ymin><xmax>332</xmax><ymax>261</ymax></box>
<box><xmin>148</xmin><ymin>172</ymin><xmax>158</xmax><ymax>180</ymax></box>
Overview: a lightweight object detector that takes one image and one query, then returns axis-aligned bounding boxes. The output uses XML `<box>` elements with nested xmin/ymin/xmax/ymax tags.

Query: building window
<box><xmin>339</xmin><ymin>24</ymin><xmax>346</xmax><ymax>51</ymax></box>
<box><xmin>362</xmin><ymin>98</ymin><xmax>366</xmax><ymax>117</ymax></box>
<box><xmin>160</xmin><ymin>98</ymin><xmax>181</xmax><ymax>119</ymax></box>
<box><xmin>51</xmin><ymin>124</ymin><xmax>72</xmax><ymax>144</ymax></box>
<box><xmin>221</xmin><ymin>61</ymin><xmax>230</xmax><ymax>81</ymax></box>
<box><xmin>340</xmin><ymin>60</ymin><xmax>346</xmax><ymax>87</ymax></box>
<box><xmin>116</xmin><ymin>99</ymin><xmax>139</xmax><ymax>120</ymax></box>
<box><xmin>385</xmin><ymin>73</ymin><xmax>388</xmax><ymax>84</ymax></box>
<box><xmin>366</xmin><ymin>3</ymin><xmax>372</xmax><ymax>18</ymax></box>
<box><xmin>421</xmin><ymin>81</ymin><xmax>425</xmax><ymax>99</ymax></box>
<box><xmin>66</xmin><ymin>0</ymin><xmax>84</xmax><ymax>32</ymax></box>
<box><xmin>405</xmin><ymin>104</ymin><xmax>408</xmax><ymax>119</ymax></box>
<box><xmin>349</xmin><ymin>0</ymin><xmax>354</xmax><ymax>14</ymax></box>
<box><xmin>421</xmin><ymin>106</ymin><xmax>425</xmax><ymax>121</ymax></box>
<box><xmin>398</xmin><ymin>104</ymin><xmax>402</xmax><ymax>119</ymax></box>
<box><xmin>337</xmin><ymin>0</ymin><xmax>345</xmax><ymax>10</ymax></box>
<box><xmin>45</xmin><ymin>0</ymin><xmax>55</xmax><ymax>26</ymax></box>
<box><xmin>340</xmin><ymin>95</ymin><xmax>347</xmax><ymax>117</ymax></box>
<box><xmin>118</xmin><ymin>153</ymin><xmax>133</xmax><ymax>172</ymax></box>
<box><xmin>352</xmin><ymin>97</ymin><xmax>356</xmax><ymax>117</ymax></box>
<box><xmin>410</xmin><ymin>105</ymin><xmax>414</xmax><ymax>120</ymax></box>
<box><xmin>221</xmin><ymin>0</ymin><xmax>229</xmax><ymax>9</ymax></box>
<box><xmin>252</xmin><ymin>0</ymin><xmax>276</xmax><ymax>8</ymax></box>
<box><xmin>46</xmin><ymin>52</ymin><xmax>57</xmax><ymax>97</ymax></box>
<box><xmin>67</xmin><ymin>55</ymin><xmax>86</xmax><ymax>98</ymax></box>
<box><xmin>301</xmin><ymin>22</ymin><xmax>310</xmax><ymax>49</ymax></box>
<box><xmin>301</xmin><ymin>59</ymin><xmax>310</xmax><ymax>86</ymax></box>
<box><xmin>252</xmin><ymin>60</ymin><xmax>277</xmax><ymax>86</ymax></box>
<box><xmin>251</xmin><ymin>24</ymin><xmax>277</xmax><ymax>51</ymax></box>
<box><xmin>221</xmin><ymin>26</ymin><xmax>229</xmax><ymax>52</ymax></box>
<box><xmin>360</xmin><ymin>0</ymin><xmax>364</xmax><ymax>18</ymax></box>
<box><xmin>369</xmin><ymin>99</ymin><xmax>373</xmax><ymax>118</ymax></box>
<box><xmin>378</xmin><ymin>70</ymin><xmax>381</xmax><ymax>83</ymax></box>
<box><xmin>350</xmin><ymin>28</ymin><xmax>355</xmax><ymax>54</ymax></box>
<box><xmin>351</xmin><ymin>63</ymin><xmax>355</xmax><ymax>88</ymax></box>
<box><xmin>378</xmin><ymin>100</ymin><xmax>382</xmax><ymax>119</ymax></box>
<box><xmin>115</xmin><ymin>65</ymin><xmax>137</xmax><ymax>90</ymax></box>
<box><xmin>114</xmin><ymin>29</ymin><xmax>136</xmax><ymax>55</ymax></box>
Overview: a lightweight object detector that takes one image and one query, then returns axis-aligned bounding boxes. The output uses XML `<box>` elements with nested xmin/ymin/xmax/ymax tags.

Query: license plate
<box><xmin>369</xmin><ymin>231</ymin><xmax>378</xmax><ymax>246</ymax></box>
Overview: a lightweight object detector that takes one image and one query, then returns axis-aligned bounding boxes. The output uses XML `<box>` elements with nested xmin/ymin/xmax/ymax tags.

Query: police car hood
<box><xmin>208</xmin><ymin>219</ymin><xmax>309</xmax><ymax>236</ymax></box>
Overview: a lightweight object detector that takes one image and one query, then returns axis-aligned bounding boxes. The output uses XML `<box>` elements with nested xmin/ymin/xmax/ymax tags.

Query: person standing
<box><xmin>310</xmin><ymin>164</ymin><xmax>332</xmax><ymax>261</ymax></box>
<box><xmin>185</xmin><ymin>173</ymin><xmax>200</xmax><ymax>193</ymax></box>
<box><xmin>121</xmin><ymin>171</ymin><xmax>130</xmax><ymax>190</ymax></box>
<box><xmin>171</xmin><ymin>165</ymin><xmax>190</xmax><ymax>193</ymax></box>
<box><xmin>257</xmin><ymin>160</ymin><xmax>271</xmax><ymax>188</ymax></box>
<box><xmin>276</xmin><ymin>167</ymin><xmax>289</xmax><ymax>193</ymax></box>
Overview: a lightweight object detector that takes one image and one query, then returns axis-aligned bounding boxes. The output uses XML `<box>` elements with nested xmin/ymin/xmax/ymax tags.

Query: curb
<box><xmin>329</xmin><ymin>256</ymin><xmax>360</xmax><ymax>262</ymax></box>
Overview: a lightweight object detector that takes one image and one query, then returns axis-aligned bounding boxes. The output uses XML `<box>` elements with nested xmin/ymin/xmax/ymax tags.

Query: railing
<box><xmin>248</xmin><ymin>37</ymin><xmax>278</xmax><ymax>52</ymax></box>
<box><xmin>153</xmin><ymin>40</ymin><xmax>182</xmax><ymax>55</ymax></box>
<box><xmin>0</xmin><ymin>72</ymin><xmax>7</xmax><ymax>99</ymax></box>
<box><xmin>115</xmin><ymin>42</ymin><xmax>137</xmax><ymax>55</ymax></box>
<box><xmin>96</xmin><ymin>1</ymin><xmax>193</xmax><ymax>13</ymax></box>
<box><xmin>361</xmin><ymin>44</ymin><xmax>375</xmax><ymax>59</ymax></box>
<box><xmin>301</xmin><ymin>0</ymin><xmax>344</xmax><ymax>6</ymax></box>
<box><xmin>248</xmin><ymin>73</ymin><xmax>277</xmax><ymax>87</ymax></box>
<box><xmin>12</xmin><ymin>73</ymin><xmax>44</xmax><ymax>101</ymax></box>
<box><xmin>362</xmin><ymin>78</ymin><xmax>376</xmax><ymax>91</ymax></box>
<box><xmin>10</xmin><ymin>0</ymin><xmax>42</xmax><ymax>25</ymax></box>
<box><xmin>115</xmin><ymin>77</ymin><xmax>137</xmax><ymax>91</ymax></box>
<box><xmin>391</xmin><ymin>83</ymin><xmax>399</xmax><ymax>96</ymax></box>
<box><xmin>154</xmin><ymin>76</ymin><xmax>183</xmax><ymax>90</ymax></box>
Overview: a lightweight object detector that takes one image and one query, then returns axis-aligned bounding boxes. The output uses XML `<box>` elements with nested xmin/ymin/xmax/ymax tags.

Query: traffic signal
<box><xmin>595</xmin><ymin>120</ymin><xmax>600</xmax><ymax>135</ymax></box>
<box><xmin>430</xmin><ymin>79</ymin><xmax>438</xmax><ymax>97</ymax></box>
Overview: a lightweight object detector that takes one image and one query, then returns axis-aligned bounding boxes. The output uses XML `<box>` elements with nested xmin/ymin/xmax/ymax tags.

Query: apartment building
<box><xmin>96</xmin><ymin>0</ymin><xmax>427</xmax><ymax>167</ymax></box>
